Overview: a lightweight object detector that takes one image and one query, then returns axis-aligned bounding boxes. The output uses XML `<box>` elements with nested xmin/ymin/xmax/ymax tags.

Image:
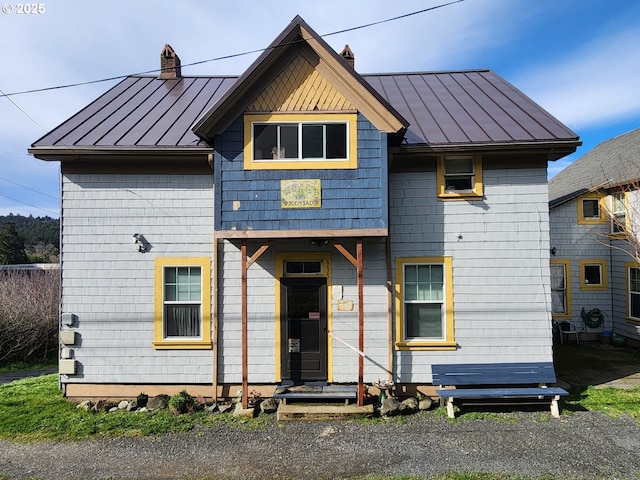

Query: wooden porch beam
<box><xmin>241</xmin><ymin>239</ymin><xmax>273</xmax><ymax>409</ymax></box>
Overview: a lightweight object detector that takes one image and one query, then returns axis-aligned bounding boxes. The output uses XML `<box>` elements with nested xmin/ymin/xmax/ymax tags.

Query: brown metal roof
<box><xmin>31</xmin><ymin>70</ymin><xmax>578</xmax><ymax>152</ymax></box>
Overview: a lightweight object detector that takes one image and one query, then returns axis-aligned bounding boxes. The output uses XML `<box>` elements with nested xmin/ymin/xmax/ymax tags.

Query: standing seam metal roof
<box><xmin>31</xmin><ymin>70</ymin><xmax>578</xmax><ymax>150</ymax></box>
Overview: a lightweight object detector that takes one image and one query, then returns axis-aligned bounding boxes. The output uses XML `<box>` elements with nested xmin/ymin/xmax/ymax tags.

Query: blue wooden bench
<box><xmin>432</xmin><ymin>362</ymin><xmax>569</xmax><ymax>418</ymax></box>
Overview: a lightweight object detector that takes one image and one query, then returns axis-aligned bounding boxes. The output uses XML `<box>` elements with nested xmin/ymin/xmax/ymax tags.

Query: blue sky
<box><xmin>1</xmin><ymin>0</ymin><xmax>639</xmax><ymax>217</ymax></box>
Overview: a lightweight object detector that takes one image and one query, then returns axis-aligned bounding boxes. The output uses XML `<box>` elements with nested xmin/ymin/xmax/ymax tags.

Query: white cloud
<box><xmin>515</xmin><ymin>27</ymin><xmax>640</xmax><ymax>130</ymax></box>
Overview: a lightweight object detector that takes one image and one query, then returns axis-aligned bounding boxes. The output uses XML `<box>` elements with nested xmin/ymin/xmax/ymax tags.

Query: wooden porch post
<box><xmin>357</xmin><ymin>239</ymin><xmax>364</xmax><ymax>406</ymax></box>
<box><xmin>241</xmin><ymin>240</ymin><xmax>248</xmax><ymax>409</ymax></box>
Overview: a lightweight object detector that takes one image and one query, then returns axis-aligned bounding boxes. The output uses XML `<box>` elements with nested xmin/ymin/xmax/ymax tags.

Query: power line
<box><xmin>0</xmin><ymin>176</ymin><xmax>58</xmax><ymax>200</ymax></box>
<box><xmin>0</xmin><ymin>0</ymin><xmax>465</xmax><ymax>99</ymax></box>
<box><xmin>0</xmin><ymin>192</ymin><xmax>58</xmax><ymax>216</ymax></box>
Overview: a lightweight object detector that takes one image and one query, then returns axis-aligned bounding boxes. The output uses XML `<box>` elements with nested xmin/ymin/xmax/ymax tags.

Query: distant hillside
<box><xmin>0</xmin><ymin>214</ymin><xmax>59</xmax><ymax>261</ymax></box>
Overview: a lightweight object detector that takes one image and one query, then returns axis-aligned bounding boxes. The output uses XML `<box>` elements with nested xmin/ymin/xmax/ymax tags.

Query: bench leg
<box><xmin>550</xmin><ymin>396</ymin><xmax>560</xmax><ymax>418</ymax></box>
<box><xmin>446</xmin><ymin>398</ymin><xmax>455</xmax><ymax>418</ymax></box>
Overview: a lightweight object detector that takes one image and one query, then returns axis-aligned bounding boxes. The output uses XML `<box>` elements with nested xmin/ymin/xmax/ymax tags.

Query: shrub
<box><xmin>169</xmin><ymin>390</ymin><xmax>197</xmax><ymax>415</ymax></box>
<box><xmin>0</xmin><ymin>270</ymin><xmax>59</xmax><ymax>365</ymax></box>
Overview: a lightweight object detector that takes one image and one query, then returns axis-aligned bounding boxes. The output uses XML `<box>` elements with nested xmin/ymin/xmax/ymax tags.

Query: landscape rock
<box><xmin>401</xmin><ymin>397</ymin><xmax>419</xmax><ymax>411</ymax></box>
<box><xmin>118</xmin><ymin>400</ymin><xmax>130</xmax><ymax>410</ymax></box>
<box><xmin>126</xmin><ymin>401</ymin><xmax>138</xmax><ymax>412</ymax></box>
<box><xmin>92</xmin><ymin>400</ymin><xmax>106</xmax><ymax>412</ymax></box>
<box><xmin>147</xmin><ymin>394</ymin><xmax>170</xmax><ymax>410</ymax></box>
<box><xmin>419</xmin><ymin>397</ymin><xmax>434</xmax><ymax>411</ymax></box>
<box><xmin>380</xmin><ymin>397</ymin><xmax>408</xmax><ymax>417</ymax></box>
<box><xmin>260</xmin><ymin>397</ymin><xmax>279</xmax><ymax>414</ymax></box>
<box><xmin>76</xmin><ymin>400</ymin><xmax>92</xmax><ymax>411</ymax></box>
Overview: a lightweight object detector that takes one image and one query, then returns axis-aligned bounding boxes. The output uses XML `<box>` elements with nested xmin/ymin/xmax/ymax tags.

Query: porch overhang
<box><xmin>215</xmin><ymin>228</ymin><xmax>388</xmax><ymax>239</ymax></box>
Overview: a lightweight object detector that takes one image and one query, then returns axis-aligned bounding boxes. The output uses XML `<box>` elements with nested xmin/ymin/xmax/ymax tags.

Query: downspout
<box><xmin>210</xmin><ymin>153</ymin><xmax>218</xmax><ymax>401</ymax></box>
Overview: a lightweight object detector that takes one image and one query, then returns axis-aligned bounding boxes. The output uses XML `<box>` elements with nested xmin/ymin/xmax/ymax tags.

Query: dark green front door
<box><xmin>280</xmin><ymin>278</ymin><xmax>327</xmax><ymax>382</ymax></box>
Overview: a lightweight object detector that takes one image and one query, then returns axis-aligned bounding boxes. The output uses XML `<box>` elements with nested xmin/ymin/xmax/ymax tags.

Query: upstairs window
<box><xmin>253</xmin><ymin>123</ymin><xmax>347</xmax><ymax>160</ymax></box>
<box><xmin>244</xmin><ymin>113</ymin><xmax>357</xmax><ymax>170</ymax></box>
<box><xmin>437</xmin><ymin>155</ymin><xmax>483</xmax><ymax>200</ymax></box>
<box><xmin>577</xmin><ymin>193</ymin><xmax>605</xmax><ymax>224</ymax></box>
<box><xmin>610</xmin><ymin>192</ymin><xmax>627</xmax><ymax>234</ymax></box>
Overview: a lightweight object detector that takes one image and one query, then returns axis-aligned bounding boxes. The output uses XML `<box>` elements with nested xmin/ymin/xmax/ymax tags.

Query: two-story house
<box><xmin>549</xmin><ymin>128</ymin><xmax>640</xmax><ymax>347</ymax></box>
<box><xmin>30</xmin><ymin>16</ymin><xmax>580</xmax><ymax>405</ymax></box>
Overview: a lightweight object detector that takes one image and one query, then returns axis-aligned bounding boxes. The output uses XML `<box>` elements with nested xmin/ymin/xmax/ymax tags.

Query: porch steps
<box><xmin>273</xmin><ymin>383</ymin><xmax>373</xmax><ymax>421</ymax></box>
<box><xmin>276</xmin><ymin>402</ymin><xmax>374</xmax><ymax>421</ymax></box>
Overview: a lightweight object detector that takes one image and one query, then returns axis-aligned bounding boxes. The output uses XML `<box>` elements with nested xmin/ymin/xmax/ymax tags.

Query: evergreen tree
<box><xmin>0</xmin><ymin>222</ymin><xmax>30</xmax><ymax>265</ymax></box>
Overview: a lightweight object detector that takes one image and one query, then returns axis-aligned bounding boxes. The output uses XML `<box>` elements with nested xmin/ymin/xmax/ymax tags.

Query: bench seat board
<box><xmin>432</xmin><ymin>362</ymin><xmax>568</xmax><ymax>419</ymax></box>
<box><xmin>435</xmin><ymin>387</ymin><xmax>568</xmax><ymax>399</ymax></box>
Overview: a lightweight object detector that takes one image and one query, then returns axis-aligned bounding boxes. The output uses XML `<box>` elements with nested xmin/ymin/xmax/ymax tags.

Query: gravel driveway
<box><xmin>1</xmin><ymin>410</ymin><xmax>639</xmax><ymax>479</ymax></box>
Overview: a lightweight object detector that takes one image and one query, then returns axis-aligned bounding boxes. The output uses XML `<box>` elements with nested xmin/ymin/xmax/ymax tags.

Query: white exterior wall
<box><xmin>390</xmin><ymin>166</ymin><xmax>554</xmax><ymax>383</ymax></box>
<box><xmin>60</xmin><ymin>173</ymin><xmax>215</xmax><ymax>385</ymax></box>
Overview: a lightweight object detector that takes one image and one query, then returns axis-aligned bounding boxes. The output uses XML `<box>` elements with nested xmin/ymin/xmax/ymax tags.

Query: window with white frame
<box><xmin>579</xmin><ymin>259</ymin><xmax>608</xmax><ymax>290</ymax></box>
<box><xmin>252</xmin><ymin>122</ymin><xmax>347</xmax><ymax>161</ymax></box>
<box><xmin>403</xmin><ymin>263</ymin><xmax>446</xmax><ymax>339</ymax></box>
<box><xmin>611</xmin><ymin>192</ymin><xmax>626</xmax><ymax>234</ymax></box>
<box><xmin>629</xmin><ymin>266</ymin><xmax>640</xmax><ymax>320</ymax></box>
<box><xmin>163</xmin><ymin>266</ymin><xmax>202</xmax><ymax>338</ymax></box>
<box><xmin>550</xmin><ymin>262</ymin><xmax>568</xmax><ymax>315</ymax></box>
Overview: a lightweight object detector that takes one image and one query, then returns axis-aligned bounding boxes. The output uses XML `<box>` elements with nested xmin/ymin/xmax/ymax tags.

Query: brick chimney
<box><xmin>160</xmin><ymin>44</ymin><xmax>181</xmax><ymax>79</ymax></box>
<box><xmin>340</xmin><ymin>45</ymin><xmax>355</xmax><ymax>69</ymax></box>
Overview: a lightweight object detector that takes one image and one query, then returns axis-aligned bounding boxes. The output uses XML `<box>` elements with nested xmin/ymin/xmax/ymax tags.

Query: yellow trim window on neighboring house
<box><xmin>395</xmin><ymin>256</ymin><xmax>456</xmax><ymax>350</ymax></box>
<box><xmin>243</xmin><ymin>113</ymin><xmax>358</xmax><ymax>170</ymax></box>
<box><xmin>627</xmin><ymin>263</ymin><xmax>640</xmax><ymax>324</ymax></box>
<box><xmin>610</xmin><ymin>191</ymin><xmax>628</xmax><ymax>235</ymax></box>
<box><xmin>437</xmin><ymin>155</ymin><xmax>483</xmax><ymax>200</ymax></box>
<box><xmin>579</xmin><ymin>259</ymin><xmax>608</xmax><ymax>291</ymax></box>
<box><xmin>550</xmin><ymin>260</ymin><xmax>571</xmax><ymax>318</ymax></box>
<box><xmin>153</xmin><ymin>257</ymin><xmax>212</xmax><ymax>350</ymax></box>
<box><xmin>577</xmin><ymin>193</ymin><xmax>605</xmax><ymax>224</ymax></box>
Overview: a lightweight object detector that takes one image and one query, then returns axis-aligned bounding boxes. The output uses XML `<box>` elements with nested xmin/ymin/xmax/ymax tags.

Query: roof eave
<box><xmin>28</xmin><ymin>145</ymin><xmax>214</xmax><ymax>162</ymax></box>
<box><xmin>392</xmin><ymin>139</ymin><xmax>582</xmax><ymax>159</ymax></box>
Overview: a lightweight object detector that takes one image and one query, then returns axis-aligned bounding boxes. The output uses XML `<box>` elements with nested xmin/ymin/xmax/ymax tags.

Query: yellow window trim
<box><xmin>550</xmin><ymin>259</ymin><xmax>572</xmax><ymax>319</ymax></box>
<box><xmin>609</xmin><ymin>192</ymin><xmax>630</xmax><ymax>237</ymax></box>
<box><xmin>577</xmin><ymin>193</ymin><xmax>606</xmax><ymax>224</ymax></box>
<box><xmin>394</xmin><ymin>256</ymin><xmax>455</xmax><ymax>350</ymax></box>
<box><xmin>274</xmin><ymin>252</ymin><xmax>332</xmax><ymax>382</ymax></box>
<box><xmin>626</xmin><ymin>261</ymin><xmax>640</xmax><ymax>322</ymax></box>
<box><xmin>579</xmin><ymin>259</ymin><xmax>608</xmax><ymax>291</ymax></box>
<box><xmin>153</xmin><ymin>257</ymin><xmax>212</xmax><ymax>350</ymax></box>
<box><xmin>243</xmin><ymin>112</ymin><xmax>358</xmax><ymax>170</ymax></box>
<box><xmin>437</xmin><ymin>155</ymin><xmax>483</xmax><ymax>200</ymax></box>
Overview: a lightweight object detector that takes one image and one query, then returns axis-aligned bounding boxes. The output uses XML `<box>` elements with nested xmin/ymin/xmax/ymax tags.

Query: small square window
<box><xmin>580</xmin><ymin>260</ymin><xmax>608</xmax><ymax>290</ymax></box>
<box><xmin>582</xmin><ymin>199</ymin><xmax>599</xmax><ymax>219</ymax></box>
<box><xmin>437</xmin><ymin>156</ymin><xmax>482</xmax><ymax>199</ymax></box>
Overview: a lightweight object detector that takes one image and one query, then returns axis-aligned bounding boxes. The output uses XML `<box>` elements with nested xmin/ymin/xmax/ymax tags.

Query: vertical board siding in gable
<box><xmin>60</xmin><ymin>173</ymin><xmax>215</xmax><ymax>385</ymax></box>
<box><xmin>390</xmin><ymin>166</ymin><xmax>555</xmax><ymax>382</ymax></box>
<box><xmin>215</xmin><ymin>115</ymin><xmax>387</xmax><ymax>232</ymax></box>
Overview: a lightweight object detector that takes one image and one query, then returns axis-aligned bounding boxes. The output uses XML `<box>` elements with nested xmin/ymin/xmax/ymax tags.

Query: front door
<box><xmin>280</xmin><ymin>277</ymin><xmax>327</xmax><ymax>382</ymax></box>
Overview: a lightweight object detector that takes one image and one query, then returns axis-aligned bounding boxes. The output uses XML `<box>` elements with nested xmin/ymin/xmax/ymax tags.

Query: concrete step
<box><xmin>276</xmin><ymin>402</ymin><xmax>374</xmax><ymax>421</ymax></box>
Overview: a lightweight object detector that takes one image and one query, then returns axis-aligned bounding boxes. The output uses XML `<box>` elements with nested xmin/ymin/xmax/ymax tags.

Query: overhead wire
<box><xmin>0</xmin><ymin>0</ymin><xmax>465</xmax><ymax>215</ymax></box>
<box><xmin>0</xmin><ymin>0</ymin><xmax>465</xmax><ymax>98</ymax></box>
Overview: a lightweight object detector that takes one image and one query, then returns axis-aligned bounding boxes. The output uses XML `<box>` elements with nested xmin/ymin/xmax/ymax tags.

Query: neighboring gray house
<box><xmin>30</xmin><ymin>16</ymin><xmax>579</xmax><ymax>404</ymax></box>
<box><xmin>549</xmin><ymin>127</ymin><xmax>640</xmax><ymax>346</ymax></box>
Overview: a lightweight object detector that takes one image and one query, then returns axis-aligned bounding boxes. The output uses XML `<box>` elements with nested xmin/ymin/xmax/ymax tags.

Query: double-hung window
<box><xmin>395</xmin><ymin>257</ymin><xmax>455</xmax><ymax>350</ymax></box>
<box><xmin>437</xmin><ymin>155</ymin><xmax>483</xmax><ymax>199</ymax></box>
<box><xmin>550</xmin><ymin>260</ymin><xmax>571</xmax><ymax>317</ymax></box>
<box><xmin>628</xmin><ymin>265</ymin><xmax>640</xmax><ymax>321</ymax></box>
<box><xmin>154</xmin><ymin>258</ymin><xmax>212</xmax><ymax>349</ymax></box>
<box><xmin>244</xmin><ymin>113</ymin><xmax>357</xmax><ymax>170</ymax></box>
<box><xmin>610</xmin><ymin>192</ymin><xmax>627</xmax><ymax>234</ymax></box>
